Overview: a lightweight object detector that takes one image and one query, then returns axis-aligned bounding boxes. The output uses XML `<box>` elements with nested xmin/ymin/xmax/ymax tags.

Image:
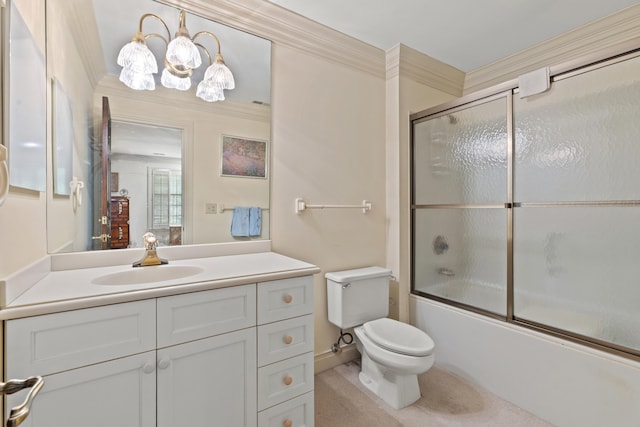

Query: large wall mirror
<box><xmin>41</xmin><ymin>0</ymin><xmax>271</xmax><ymax>253</ymax></box>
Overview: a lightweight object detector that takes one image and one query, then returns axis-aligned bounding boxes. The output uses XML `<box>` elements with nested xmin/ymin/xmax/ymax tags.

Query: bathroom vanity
<box><xmin>0</xmin><ymin>246</ymin><xmax>319</xmax><ymax>427</ymax></box>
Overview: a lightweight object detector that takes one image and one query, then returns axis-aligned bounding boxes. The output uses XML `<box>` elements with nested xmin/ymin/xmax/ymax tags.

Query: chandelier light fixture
<box><xmin>117</xmin><ymin>9</ymin><xmax>235</xmax><ymax>102</ymax></box>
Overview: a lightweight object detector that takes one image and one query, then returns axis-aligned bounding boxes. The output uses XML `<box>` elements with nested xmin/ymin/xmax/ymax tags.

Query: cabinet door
<box><xmin>5</xmin><ymin>352</ymin><xmax>156</xmax><ymax>427</ymax></box>
<box><xmin>157</xmin><ymin>328</ymin><xmax>257</xmax><ymax>427</ymax></box>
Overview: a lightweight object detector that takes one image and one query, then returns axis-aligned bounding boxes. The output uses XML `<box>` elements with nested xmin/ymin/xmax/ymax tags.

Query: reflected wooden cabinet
<box><xmin>110</xmin><ymin>196</ymin><xmax>130</xmax><ymax>249</ymax></box>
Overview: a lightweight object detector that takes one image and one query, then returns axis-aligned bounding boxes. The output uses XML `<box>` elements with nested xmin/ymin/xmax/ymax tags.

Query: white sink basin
<box><xmin>92</xmin><ymin>265</ymin><xmax>204</xmax><ymax>286</ymax></box>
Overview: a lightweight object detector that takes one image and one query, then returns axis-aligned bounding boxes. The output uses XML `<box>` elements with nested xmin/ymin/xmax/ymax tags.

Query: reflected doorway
<box><xmin>109</xmin><ymin>120</ymin><xmax>183</xmax><ymax>249</ymax></box>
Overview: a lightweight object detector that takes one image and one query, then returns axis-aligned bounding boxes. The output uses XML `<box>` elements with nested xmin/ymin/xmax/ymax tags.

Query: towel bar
<box><xmin>295</xmin><ymin>198</ymin><xmax>371</xmax><ymax>214</ymax></box>
<box><xmin>219</xmin><ymin>204</ymin><xmax>269</xmax><ymax>213</ymax></box>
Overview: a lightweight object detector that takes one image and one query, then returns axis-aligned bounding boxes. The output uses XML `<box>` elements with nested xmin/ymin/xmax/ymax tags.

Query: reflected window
<box><xmin>150</xmin><ymin>168</ymin><xmax>182</xmax><ymax>230</ymax></box>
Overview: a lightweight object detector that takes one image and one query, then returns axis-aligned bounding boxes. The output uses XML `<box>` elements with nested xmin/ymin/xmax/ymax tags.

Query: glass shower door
<box><xmin>513</xmin><ymin>53</ymin><xmax>640</xmax><ymax>352</ymax></box>
<box><xmin>412</xmin><ymin>95</ymin><xmax>509</xmax><ymax>316</ymax></box>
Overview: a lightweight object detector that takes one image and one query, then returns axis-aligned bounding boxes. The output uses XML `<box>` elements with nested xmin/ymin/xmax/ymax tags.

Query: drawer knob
<box><xmin>283</xmin><ymin>375</ymin><xmax>293</xmax><ymax>386</ymax></box>
<box><xmin>283</xmin><ymin>419</ymin><xmax>293</xmax><ymax>427</ymax></box>
<box><xmin>158</xmin><ymin>358</ymin><xmax>172</xmax><ymax>370</ymax></box>
<box><xmin>283</xmin><ymin>335</ymin><xmax>293</xmax><ymax>345</ymax></box>
<box><xmin>283</xmin><ymin>294</ymin><xmax>293</xmax><ymax>304</ymax></box>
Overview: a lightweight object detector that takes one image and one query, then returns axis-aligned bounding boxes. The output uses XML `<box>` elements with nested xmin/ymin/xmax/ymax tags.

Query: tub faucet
<box><xmin>133</xmin><ymin>232</ymin><xmax>168</xmax><ymax>267</ymax></box>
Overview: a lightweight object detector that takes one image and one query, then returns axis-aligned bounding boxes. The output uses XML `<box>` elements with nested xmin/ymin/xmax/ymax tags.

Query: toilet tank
<box><xmin>325</xmin><ymin>266</ymin><xmax>392</xmax><ymax>329</ymax></box>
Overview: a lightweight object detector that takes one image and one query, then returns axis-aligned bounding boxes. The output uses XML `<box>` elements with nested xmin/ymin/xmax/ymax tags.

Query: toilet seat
<box><xmin>363</xmin><ymin>318</ymin><xmax>434</xmax><ymax>357</ymax></box>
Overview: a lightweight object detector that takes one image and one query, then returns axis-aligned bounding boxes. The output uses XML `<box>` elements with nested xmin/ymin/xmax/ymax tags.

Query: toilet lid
<box><xmin>363</xmin><ymin>318</ymin><xmax>434</xmax><ymax>357</ymax></box>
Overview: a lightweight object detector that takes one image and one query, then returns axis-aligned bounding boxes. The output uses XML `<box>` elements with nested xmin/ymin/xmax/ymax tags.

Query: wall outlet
<box><xmin>205</xmin><ymin>203</ymin><xmax>217</xmax><ymax>214</ymax></box>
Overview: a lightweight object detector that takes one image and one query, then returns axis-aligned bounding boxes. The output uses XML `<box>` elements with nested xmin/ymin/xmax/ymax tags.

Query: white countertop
<box><xmin>1</xmin><ymin>252</ymin><xmax>320</xmax><ymax>320</ymax></box>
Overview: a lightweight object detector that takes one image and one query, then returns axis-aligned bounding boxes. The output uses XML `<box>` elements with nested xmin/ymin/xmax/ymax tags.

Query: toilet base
<box><xmin>358</xmin><ymin>351</ymin><xmax>421</xmax><ymax>410</ymax></box>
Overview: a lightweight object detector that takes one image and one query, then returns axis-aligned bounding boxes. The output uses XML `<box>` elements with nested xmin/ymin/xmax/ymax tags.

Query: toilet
<box><xmin>326</xmin><ymin>267</ymin><xmax>435</xmax><ymax>409</ymax></box>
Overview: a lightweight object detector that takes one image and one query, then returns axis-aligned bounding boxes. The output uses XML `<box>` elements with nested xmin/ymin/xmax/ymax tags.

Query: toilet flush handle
<box><xmin>342</xmin><ymin>282</ymin><xmax>351</xmax><ymax>289</ymax></box>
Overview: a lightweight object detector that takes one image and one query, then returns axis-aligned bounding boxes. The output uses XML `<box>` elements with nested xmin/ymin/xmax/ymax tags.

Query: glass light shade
<box><xmin>196</xmin><ymin>79</ymin><xmax>225</xmax><ymax>102</ymax></box>
<box><xmin>161</xmin><ymin>68</ymin><xmax>191</xmax><ymax>91</ymax></box>
<box><xmin>117</xmin><ymin>41</ymin><xmax>158</xmax><ymax>74</ymax></box>
<box><xmin>165</xmin><ymin>36</ymin><xmax>201</xmax><ymax>69</ymax></box>
<box><xmin>119</xmin><ymin>67</ymin><xmax>155</xmax><ymax>90</ymax></box>
<box><xmin>203</xmin><ymin>62</ymin><xmax>235</xmax><ymax>90</ymax></box>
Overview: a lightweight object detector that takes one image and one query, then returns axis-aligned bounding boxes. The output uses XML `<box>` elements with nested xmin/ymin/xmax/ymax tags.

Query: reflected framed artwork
<box><xmin>220</xmin><ymin>135</ymin><xmax>268</xmax><ymax>179</ymax></box>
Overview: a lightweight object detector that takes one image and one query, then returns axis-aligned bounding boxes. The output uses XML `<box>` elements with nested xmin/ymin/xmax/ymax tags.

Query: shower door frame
<box><xmin>410</xmin><ymin>47</ymin><xmax>640</xmax><ymax>362</ymax></box>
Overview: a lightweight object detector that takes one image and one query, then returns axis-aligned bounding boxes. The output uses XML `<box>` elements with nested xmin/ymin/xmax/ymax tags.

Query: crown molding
<box><xmin>464</xmin><ymin>4</ymin><xmax>640</xmax><ymax>95</ymax></box>
<box><xmin>158</xmin><ymin>0</ymin><xmax>386</xmax><ymax>78</ymax></box>
<box><xmin>386</xmin><ymin>44</ymin><xmax>464</xmax><ymax>96</ymax></box>
<box><xmin>97</xmin><ymin>75</ymin><xmax>270</xmax><ymax>123</ymax></box>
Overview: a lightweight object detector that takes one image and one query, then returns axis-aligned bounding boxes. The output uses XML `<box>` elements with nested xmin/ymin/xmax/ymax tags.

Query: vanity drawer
<box><xmin>257</xmin><ymin>352</ymin><xmax>314</xmax><ymax>411</ymax></box>
<box><xmin>157</xmin><ymin>284</ymin><xmax>256</xmax><ymax>347</ymax></box>
<box><xmin>258</xmin><ymin>391</ymin><xmax>314</xmax><ymax>427</ymax></box>
<box><xmin>258</xmin><ymin>314</ymin><xmax>314</xmax><ymax>367</ymax></box>
<box><xmin>257</xmin><ymin>276</ymin><xmax>313</xmax><ymax>325</ymax></box>
<box><xmin>5</xmin><ymin>299</ymin><xmax>156</xmax><ymax>378</ymax></box>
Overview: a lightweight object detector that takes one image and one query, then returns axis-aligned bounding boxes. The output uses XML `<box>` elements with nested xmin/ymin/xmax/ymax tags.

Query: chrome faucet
<box><xmin>133</xmin><ymin>232</ymin><xmax>168</xmax><ymax>267</ymax></box>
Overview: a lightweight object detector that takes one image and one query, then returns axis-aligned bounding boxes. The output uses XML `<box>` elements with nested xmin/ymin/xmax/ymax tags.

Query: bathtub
<box><xmin>410</xmin><ymin>293</ymin><xmax>640</xmax><ymax>427</ymax></box>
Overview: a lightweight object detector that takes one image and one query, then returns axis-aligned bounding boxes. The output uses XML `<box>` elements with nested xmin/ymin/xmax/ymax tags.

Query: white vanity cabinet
<box><xmin>3</xmin><ymin>274</ymin><xmax>315</xmax><ymax>427</ymax></box>
<box><xmin>4</xmin><ymin>284</ymin><xmax>258</xmax><ymax>427</ymax></box>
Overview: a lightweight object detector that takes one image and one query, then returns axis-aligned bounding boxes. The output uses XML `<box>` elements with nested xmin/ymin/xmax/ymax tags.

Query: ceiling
<box><xmin>267</xmin><ymin>0</ymin><xmax>639</xmax><ymax>71</ymax></box>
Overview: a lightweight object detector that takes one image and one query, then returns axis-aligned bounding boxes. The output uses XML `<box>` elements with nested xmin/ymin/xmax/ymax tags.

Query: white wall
<box><xmin>270</xmin><ymin>44</ymin><xmax>387</xmax><ymax>369</ymax></box>
<box><xmin>0</xmin><ymin>194</ymin><xmax>46</xmax><ymax>278</ymax></box>
<box><xmin>412</xmin><ymin>296</ymin><xmax>640</xmax><ymax>427</ymax></box>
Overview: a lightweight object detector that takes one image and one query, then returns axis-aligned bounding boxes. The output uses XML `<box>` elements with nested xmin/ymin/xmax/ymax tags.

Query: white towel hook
<box><xmin>69</xmin><ymin>176</ymin><xmax>85</xmax><ymax>212</ymax></box>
